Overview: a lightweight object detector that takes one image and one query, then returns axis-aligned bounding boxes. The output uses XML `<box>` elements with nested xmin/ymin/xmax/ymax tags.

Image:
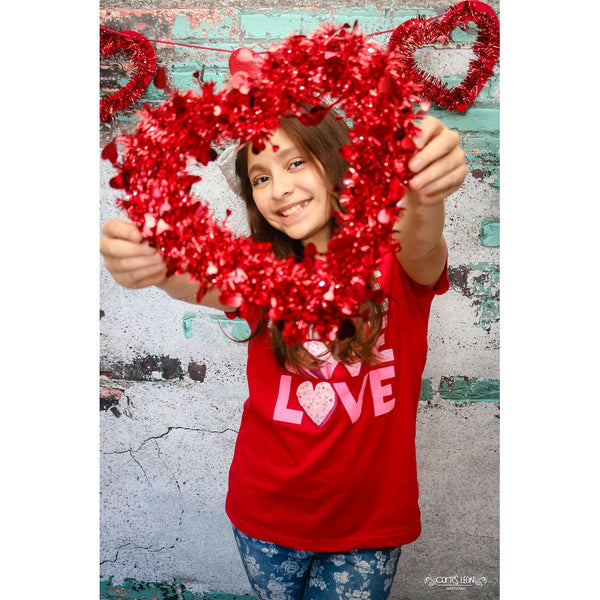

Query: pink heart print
<box><xmin>296</xmin><ymin>381</ymin><xmax>336</xmax><ymax>426</ymax></box>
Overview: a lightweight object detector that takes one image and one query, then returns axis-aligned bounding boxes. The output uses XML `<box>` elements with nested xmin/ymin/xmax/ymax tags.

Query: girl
<box><xmin>100</xmin><ymin>110</ymin><xmax>466</xmax><ymax>599</ymax></box>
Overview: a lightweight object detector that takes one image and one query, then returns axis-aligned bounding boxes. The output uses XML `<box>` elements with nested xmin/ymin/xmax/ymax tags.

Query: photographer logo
<box><xmin>423</xmin><ymin>574</ymin><xmax>488</xmax><ymax>591</ymax></box>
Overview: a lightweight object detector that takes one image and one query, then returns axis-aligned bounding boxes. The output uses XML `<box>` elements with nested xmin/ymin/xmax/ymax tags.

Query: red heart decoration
<box><xmin>100</xmin><ymin>27</ymin><xmax>157</xmax><ymax>123</ymax></box>
<box><xmin>388</xmin><ymin>0</ymin><xmax>499</xmax><ymax>112</ymax></box>
<box><xmin>229</xmin><ymin>47</ymin><xmax>265</xmax><ymax>79</ymax></box>
<box><xmin>106</xmin><ymin>23</ymin><xmax>424</xmax><ymax>344</ymax></box>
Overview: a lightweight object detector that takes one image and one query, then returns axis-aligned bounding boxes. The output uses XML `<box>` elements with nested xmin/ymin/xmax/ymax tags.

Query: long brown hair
<box><xmin>235</xmin><ymin>109</ymin><xmax>384</xmax><ymax>371</ymax></box>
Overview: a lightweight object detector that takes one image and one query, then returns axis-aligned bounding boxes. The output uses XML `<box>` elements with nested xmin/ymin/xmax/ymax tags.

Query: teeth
<box><xmin>280</xmin><ymin>201</ymin><xmax>308</xmax><ymax>217</ymax></box>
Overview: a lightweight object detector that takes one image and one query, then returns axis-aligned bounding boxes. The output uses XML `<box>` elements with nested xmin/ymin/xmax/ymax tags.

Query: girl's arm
<box><xmin>100</xmin><ymin>218</ymin><xmax>233</xmax><ymax>310</ymax></box>
<box><xmin>393</xmin><ymin>116</ymin><xmax>467</xmax><ymax>287</ymax></box>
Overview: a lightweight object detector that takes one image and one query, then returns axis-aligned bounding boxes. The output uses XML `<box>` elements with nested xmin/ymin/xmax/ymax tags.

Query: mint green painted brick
<box><xmin>183</xmin><ymin>312</ymin><xmax>196</xmax><ymax>338</ymax></box>
<box><xmin>239</xmin><ymin>5</ymin><xmax>441</xmax><ymax>41</ymax></box>
<box><xmin>241</xmin><ymin>7</ymin><xmax>396</xmax><ymax>39</ymax></box>
<box><xmin>101</xmin><ymin>578</ymin><xmax>254</xmax><ymax>600</ymax></box>
<box><xmin>445</xmin><ymin>20</ymin><xmax>499</xmax><ymax>44</ymax></box>
<box><xmin>241</xmin><ymin>9</ymin><xmax>334</xmax><ymax>39</ymax></box>
<box><xmin>470</xmin><ymin>295</ymin><xmax>499</xmax><ymax>331</ymax></box>
<box><xmin>468</xmin><ymin>262</ymin><xmax>500</xmax><ymax>330</ymax></box>
<box><xmin>448</xmin><ymin>262</ymin><xmax>499</xmax><ymax>331</ymax></box>
<box><xmin>385</xmin><ymin>7</ymin><xmax>437</xmax><ymax>21</ymax></box>
<box><xmin>172</xmin><ymin>12</ymin><xmax>238</xmax><ymax>46</ymax></box>
<box><xmin>447</xmin><ymin>25</ymin><xmax>478</xmax><ymax>43</ymax></box>
<box><xmin>209</xmin><ymin>313</ymin><xmax>252</xmax><ymax>341</ymax></box>
<box><xmin>170</xmin><ymin>64</ymin><xmax>230</xmax><ymax>91</ymax></box>
<box><xmin>427</xmin><ymin>106</ymin><xmax>498</xmax><ymax>134</ymax></box>
<box><xmin>231</xmin><ymin>319</ymin><xmax>252</xmax><ymax>341</ymax></box>
<box><xmin>468</xmin><ymin>261</ymin><xmax>499</xmax><ymax>288</ymax></box>
<box><xmin>419</xmin><ymin>377</ymin><xmax>434</xmax><ymax>402</ymax></box>
<box><xmin>460</xmin><ymin>133</ymin><xmax>500</xmax><ymax>187</ymax></box>
<box><xmin>462</xmin><ymin>135</ymin><xmax>500</xmax><ymax>156</ymax></box>
<box><xmin>481</xmin><ymin>220</ymin><xmax>500</xmax><ymax>247</ymax></box>
<box><xmin>463</xmin><ymin>142</ymin><xmax>500</xmax><ymax>170</ymax></box>
<box><xmin>318</xmin><ymin>8</ymin><xmax>388</xmax><ymax>30</ymax></box>
<box><xmin>438</xmin><ymin>376</ymin><xmax>500</xmax><ymax>402</ymax></box>
<box><xmin>316</xmin><ymin>6</ymin><xmax>420</xmax><ymax>32</ymax></box>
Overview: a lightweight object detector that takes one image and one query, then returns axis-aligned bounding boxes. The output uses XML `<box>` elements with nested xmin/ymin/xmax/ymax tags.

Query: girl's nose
<box><xmin>271</xmin><ymin>171</ymin><xmax>294</xmax><ymax>200</ymax></box>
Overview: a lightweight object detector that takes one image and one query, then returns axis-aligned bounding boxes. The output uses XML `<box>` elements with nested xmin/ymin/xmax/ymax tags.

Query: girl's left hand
<box><xmin>406</xmin><ymin>116</ymin><xmax>467</xmax><ymax>205</ymax></box>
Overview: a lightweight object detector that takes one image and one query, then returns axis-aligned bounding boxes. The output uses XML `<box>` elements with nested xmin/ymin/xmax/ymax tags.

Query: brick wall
<box><xmin>99</xmin><ymin>2</ymin><xmax>499</xmax><ymax>598</ymax></box>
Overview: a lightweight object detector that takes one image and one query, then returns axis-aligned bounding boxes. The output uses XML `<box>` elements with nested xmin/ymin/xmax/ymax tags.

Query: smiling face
<box><xmin>246</xmin><ymin>129</ymin><xmax>334</xmax><ymax>253</ymax></box>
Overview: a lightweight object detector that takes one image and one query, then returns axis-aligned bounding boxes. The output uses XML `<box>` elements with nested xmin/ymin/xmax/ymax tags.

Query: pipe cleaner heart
<box><xmin>105</xmin><ymin>23</ymin><xmax>425</xmax><ymax>344</ymax></box>
<box><xmin>100</xmin><ymin>27</ymin><xmax>157</xmax><ymax>123</ymax></box>
<box><xmin>388</xmin><ymin>0</ymin><xmax>499</xmax><ymax>112</ymax></box>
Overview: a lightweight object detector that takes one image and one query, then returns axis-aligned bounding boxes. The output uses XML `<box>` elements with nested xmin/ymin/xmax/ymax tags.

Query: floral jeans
<box><xmin>232</xmin><ymin>527</ymin><xmax>402</xmax><ymax>600</ymax></box>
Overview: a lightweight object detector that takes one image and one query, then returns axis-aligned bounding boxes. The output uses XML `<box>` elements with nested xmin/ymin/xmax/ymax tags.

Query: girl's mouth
<box><xmin>277</xmin><ymin>200</ymin><xmax>310</xmax><ymax>218</ymax></box>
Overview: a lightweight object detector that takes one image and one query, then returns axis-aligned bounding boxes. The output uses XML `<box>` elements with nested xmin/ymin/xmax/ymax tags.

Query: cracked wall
<box><xmin>100</xmin><ymin>2</ymin><xmax>500</xmax><ymax>598</ymax></box>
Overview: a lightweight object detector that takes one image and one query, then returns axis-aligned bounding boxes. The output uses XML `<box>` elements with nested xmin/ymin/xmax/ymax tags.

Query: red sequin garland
<box><xmin>105</xmin><ymin>23</ymin><xmax>425</xmax><ymax>344</ymax></box>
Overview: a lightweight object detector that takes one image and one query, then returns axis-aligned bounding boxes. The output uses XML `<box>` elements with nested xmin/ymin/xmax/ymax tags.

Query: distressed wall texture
<box><xmin>99</xmin><ymin>2</ymin><xmax>500</xmax><ymax>599</ymax></box>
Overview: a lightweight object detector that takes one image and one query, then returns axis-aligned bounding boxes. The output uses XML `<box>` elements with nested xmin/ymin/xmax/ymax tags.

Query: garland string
<box><xmin>100</xmin><ymin>10</ymin><xmax>456</xmax><ymax>57</ymax></box>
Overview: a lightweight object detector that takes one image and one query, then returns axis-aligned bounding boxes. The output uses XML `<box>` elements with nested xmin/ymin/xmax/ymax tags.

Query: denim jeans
<box><xmin>232</xmin><ymin>527</ymin><xmax>402</xmax><ymax>600</ymax></box>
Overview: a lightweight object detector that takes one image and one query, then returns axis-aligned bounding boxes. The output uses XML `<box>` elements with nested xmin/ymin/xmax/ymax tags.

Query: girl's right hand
<box><xmin>100</xmin><ymin>218</ymin><xmax>167</xmax><ymax>289</ymax></box>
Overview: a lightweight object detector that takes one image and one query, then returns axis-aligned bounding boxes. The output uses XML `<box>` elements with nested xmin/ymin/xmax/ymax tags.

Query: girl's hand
<box><xmin>100</xmin><ymin>218</ymin><xmax>167</xmax><ymax>289</ymax></box>
<box><xmin>406</xmin><ymin>116</ymin><xmax>467</xmax><ymax>205</ymax></box>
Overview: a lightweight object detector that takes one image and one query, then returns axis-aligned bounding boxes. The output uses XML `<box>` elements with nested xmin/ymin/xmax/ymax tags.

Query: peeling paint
<box><xmin>481</xmin><ymin>220</ymin><xmax>500</xmax><ymax>247</ymax></box>
<box><xmin>100</xmin><ymin>578</ymin><xmax>254</xmax><ymax>600</ymax></box>
<box><xmin>209</xmin><ymin>314</ymin><xmax>252</xmax><ymax>341</ymax></box>
<box><xmin>183</xmin><ymin>313</ymin><xmax>196</xmax><ymax>338</ymax></box>
<box><xmin>438</xmin><ymin>376</ymin><xmax>500</xmax><ymax>402</ymax></box>
<box><xmin>448</xmin><ymin>262</ymin><xmax>499</xmax><ymax>332</ymax></box>
<box><xmin>101</xmin><ymin>355</ymin><xmax>185</xmax><ymax>381</ymax></box>
<box><xmin>179</xmin><ymin>8</ymin><xmax>238</xmax><ymax>32</ymax></box>
<box><xmin>172</xmin><ymin>11</ymin><xmax>238</xmax><ymax>45</ymax></box>
<box><xmin>420</xmin><ymin>377</ymin><xmax>499</xmax><ymax>403</ymax></box>
<box><xmin>419</xmin><ymin>377</ymin><xmax>434</xmax><ymax>402</ymax></box>
<box><xmin>188</xmin><ymin>361</ymin><xmax>207</xmax><ymax>382</ymax></box>
<box><xmin>100</xmin><ymin>387</ymin><xmax>124</xmax><ymax>417</ymax></box>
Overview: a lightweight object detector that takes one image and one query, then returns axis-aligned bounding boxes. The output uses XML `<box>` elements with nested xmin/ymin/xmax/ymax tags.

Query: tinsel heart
<box><xmin>104</xmin><ymin>22</ymin><xmax>425</xmax><ymax>344</ymax></box>
<box><xmin>100</xmin><ymin>27</ymin><xmax>157</xmax><ymax>123</ymax></box>
<box><xmin>388</xmin><ymin>0</ymin><xmax>499</xmax><ymax>112</ymax></box>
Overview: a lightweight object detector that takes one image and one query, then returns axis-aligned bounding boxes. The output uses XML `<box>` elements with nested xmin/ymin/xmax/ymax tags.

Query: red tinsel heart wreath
<box><xmin>100</xmin><ymin>27</ymin><xmax>157</xmax><ymax>123</ymax></box>
<box><xmin>388</xmin><ymin>0</ymin><xmax>499</xmax><ymax>112</ymax></box>
<box><xmin>104</xmin><ymin>22</ymin><xmax>425</xmax><ymax>344</ymax></box>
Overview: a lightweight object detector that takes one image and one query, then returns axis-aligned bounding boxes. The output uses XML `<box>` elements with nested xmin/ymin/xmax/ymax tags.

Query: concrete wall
<box><xmin>99</xmin><ymin>1</ymin><xmax>500</xmax><ymax>598</ymax></box>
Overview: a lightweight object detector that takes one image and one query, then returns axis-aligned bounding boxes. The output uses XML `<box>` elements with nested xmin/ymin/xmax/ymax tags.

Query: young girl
<box><xmin>100</xmin><ymin>109</ymin><xmax>466</xmax><ymax>599</ymax></box>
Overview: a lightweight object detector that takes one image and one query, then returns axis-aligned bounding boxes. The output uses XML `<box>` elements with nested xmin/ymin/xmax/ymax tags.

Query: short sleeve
<box><xmin>431</xmin><ymin>260</ymin><xmax>450</xmax><ymax>295</ymax></box>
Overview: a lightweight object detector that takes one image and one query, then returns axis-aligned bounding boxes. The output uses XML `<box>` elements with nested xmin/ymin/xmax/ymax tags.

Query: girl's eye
<box><xmin>289</xmin><ymin>159</ymin><xmax>305</xmax><ymax>170</ymax></box>
<box><xmin>252</xmin><ymin>175</ymin><xmax>269</xmax><ymax>187</ymax></box>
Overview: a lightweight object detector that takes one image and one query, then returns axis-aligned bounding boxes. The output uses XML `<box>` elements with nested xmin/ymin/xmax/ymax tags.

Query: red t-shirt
<box><xmin>225</xmin><ymin>251</ymin><xmax>449</xmax><ymax>551</ymax></box>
